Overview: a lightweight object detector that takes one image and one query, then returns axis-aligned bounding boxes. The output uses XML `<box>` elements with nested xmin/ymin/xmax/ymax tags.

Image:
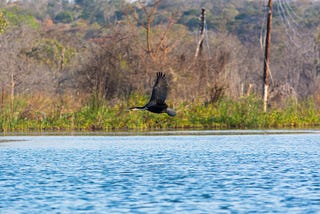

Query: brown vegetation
<box><xmin>0</xmin><ymin>0</ymin><xmax>319</xmax><ymax>127</ymax></box>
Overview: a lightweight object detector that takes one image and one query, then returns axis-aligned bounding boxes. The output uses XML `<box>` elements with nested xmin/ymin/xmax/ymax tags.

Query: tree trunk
<box><xmin>146</xmin><ymin>17</ymin><xmax>152</xmax><ymax>53</ymax></box>
<box><xmin>194</xmin><ymin>8</ymin><xmax>206</xmax><ymax>59</ymax></box>
<box><xmin>10</xmin><ymin>71</ymin><xmax>15</xmax><ymax>115</ymax></box>
<box><xmin>263</xmin><ymin>0</ymin><xmax>272</xmax><ymax>112</ymax></box>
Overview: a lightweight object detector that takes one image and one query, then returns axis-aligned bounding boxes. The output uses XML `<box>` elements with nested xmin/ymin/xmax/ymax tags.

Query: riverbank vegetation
<box><xmin>0</xmin><ymin>0</ymin><xmax>319</xmax><ymax>132</ymax></box>
<box><xmin>0</xmin><ymin>94</ymin><xmax>319</xmax><ymax>132</ymax></box>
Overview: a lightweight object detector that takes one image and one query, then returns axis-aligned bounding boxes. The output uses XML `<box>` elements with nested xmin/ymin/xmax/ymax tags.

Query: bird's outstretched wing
<box><xmin>148</xmin><ymin>72</ymin><xmax>168</xmax><ymax>105</ymax></box>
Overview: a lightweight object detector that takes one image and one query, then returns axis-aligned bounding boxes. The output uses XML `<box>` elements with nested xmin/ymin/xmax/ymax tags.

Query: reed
<box><xmin>0</xmin><ymin>94</ymin><xmax>319</xmax><ymax>132</ymax></box>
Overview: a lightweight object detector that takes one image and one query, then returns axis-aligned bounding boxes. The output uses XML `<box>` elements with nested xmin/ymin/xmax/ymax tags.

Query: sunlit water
<box><xmin>1</xmin><ymin>131</ymin><xmax>320</xmax><ymax>213</ymax></box>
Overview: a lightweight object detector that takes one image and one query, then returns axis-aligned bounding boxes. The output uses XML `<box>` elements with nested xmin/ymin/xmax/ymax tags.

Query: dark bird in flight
<box><xmin>130</xmin><ymin>72</ymin><xmax>176</xmax><ymax>117</ymax></box>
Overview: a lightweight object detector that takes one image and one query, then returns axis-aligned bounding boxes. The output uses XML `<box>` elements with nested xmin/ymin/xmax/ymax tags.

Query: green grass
<box><xmin>0</xmin><ymin>95</ymin><xmax>319</xmax><ymax>132</ymax></box>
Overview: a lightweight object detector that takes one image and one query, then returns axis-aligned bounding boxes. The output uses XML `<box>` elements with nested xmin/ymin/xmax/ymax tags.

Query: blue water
<box><xmin>1</xmin><ymin>131</ymin><xmax>320</xmax><ymax>213</ymax></box>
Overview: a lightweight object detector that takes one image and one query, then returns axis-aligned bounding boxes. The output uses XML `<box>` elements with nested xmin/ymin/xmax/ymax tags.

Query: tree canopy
<box><xmin>0</xmin><ymin>10</ymin><xmax>8</xmax><ymax>33</ymax></box>
<box><xmin>0</xmin><ymin>0</ymin><xmax>319</xmax><ymax>117</ymax></box>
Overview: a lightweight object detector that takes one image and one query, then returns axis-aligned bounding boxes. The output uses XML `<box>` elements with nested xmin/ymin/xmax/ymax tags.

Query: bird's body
<box><xmin>130</xmin><ymin>72</ymin><xmax>176</xmax><ymax>117</ymax></box>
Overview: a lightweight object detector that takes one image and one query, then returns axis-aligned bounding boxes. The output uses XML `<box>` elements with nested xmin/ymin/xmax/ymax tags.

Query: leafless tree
<box><xmin>70</xmin><ymin>28</ymin><xmax>141</xmax><ymax>105</ymax></box>
<box><xmin>124</xmin><ymin>0</ymin><xmax>181</xmax><ymax>65</ymax></box>
<box><xmin>0</xmin><ymin>26</ymin><xmax>56</xmax><ymax>112</ymax></box>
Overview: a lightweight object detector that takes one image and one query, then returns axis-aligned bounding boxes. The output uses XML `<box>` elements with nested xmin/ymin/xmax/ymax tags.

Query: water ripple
<box><xmin>0</xmin><ymin>134</ymin><xmax>320</xmax><ymax>213</ymax></box>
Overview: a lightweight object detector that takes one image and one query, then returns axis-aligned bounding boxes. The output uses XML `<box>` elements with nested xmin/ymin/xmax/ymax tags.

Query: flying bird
<box><xmin>130</xmin><ymin>72</ymin><xmax>176</xmax><ymax>117</ymax></box>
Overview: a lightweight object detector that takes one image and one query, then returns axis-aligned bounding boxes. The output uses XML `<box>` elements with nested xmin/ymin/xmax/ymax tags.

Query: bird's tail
<box><xmin>166</xmin><ymin>108</ymin><xmax>176</xmax><ymax>117</ymax></box>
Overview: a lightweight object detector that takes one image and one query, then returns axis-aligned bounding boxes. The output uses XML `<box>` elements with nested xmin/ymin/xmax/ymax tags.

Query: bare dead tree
<box><xmin>194</xmin><ymin>8</ymin><xmax>205</xmax><ymax>59</ymax></box>
<box><xmin>124</xmin><ymin>0</ymin><xmax>180</xmax><ymax>65</ymax></box>
<box><xmin>0</xmin><ymin>27</ymin><xmax>35</xmax><ymax>113</ymax></box>
<box><xmin>71</xmin><ymin>30</ymin><xmax>142</xmax><ymax>105</ymax></box>
<box><xmin>0</xmin><ymin>26</ymin><xmax>60</xmax><ymax>113</ymax></box>
<box><xmin>263</xmin><ymin>0</ymin><xmax>273</xmax><ymax>112</ymax></box>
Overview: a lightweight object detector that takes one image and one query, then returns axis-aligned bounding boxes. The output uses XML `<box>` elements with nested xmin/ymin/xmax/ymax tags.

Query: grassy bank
<box><xmin>0</xmin><ymin>95</ymin><xmax>319</xmax><ymax>132</ymax></box>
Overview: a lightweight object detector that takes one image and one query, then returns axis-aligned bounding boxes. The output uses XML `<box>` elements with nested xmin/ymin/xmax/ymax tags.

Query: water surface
<box><xmin>1</xmin><ymin>131</ymin><xmax>320</xmax><ymax>213</ymax></box>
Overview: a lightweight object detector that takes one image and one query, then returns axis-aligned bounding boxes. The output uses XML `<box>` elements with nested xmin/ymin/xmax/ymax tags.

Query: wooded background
<box><xmin>0</xmin><ymin>0</ymin><xmax>319</xmax><ymax>115</ymax></box>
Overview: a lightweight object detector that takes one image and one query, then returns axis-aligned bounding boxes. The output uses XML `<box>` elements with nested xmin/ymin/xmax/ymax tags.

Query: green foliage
<box><xmin>1</xmin><ymin>95</ymin><xmax>319</xmax><ymax>133</ymax></box>
<box><xmin>27</xmin><ymin>39</ymin><xmax>76</xmax><ymax>68</ymax></box>
<box><xmin>54</xmin><ymin>11</ymin><xmax>74</xmax><ymax>23</ymax></box>
<box><xmin>0</xmin><ymin>11</ymin><xmax>8</xmax><ymax>34</ymax></box>
<box><xmin>303</xmin><ymin>4</ymin><xmax>320</xmax><ymax>28</ymax></box>
<box><xmin>3</xmin><ymin>7</ymin><xmax>39</xmax><ymax>29</ymax></box>
<box><xmin>74</xmin><ymin>0</ymin><xmax>126</xmax><ymax>25</ymax></box>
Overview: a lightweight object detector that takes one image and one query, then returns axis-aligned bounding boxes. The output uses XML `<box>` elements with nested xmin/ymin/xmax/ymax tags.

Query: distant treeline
<box><xmin>0</xmin><ymin>0</ymin><xmax>319</xmax><ymax>131</ymax></box>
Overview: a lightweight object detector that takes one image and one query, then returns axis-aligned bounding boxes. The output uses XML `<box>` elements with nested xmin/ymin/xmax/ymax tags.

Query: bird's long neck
<box><xmin>129</xmin><ymin>106</ymin><xmax>147</xmax><ymax>111</ymax></box>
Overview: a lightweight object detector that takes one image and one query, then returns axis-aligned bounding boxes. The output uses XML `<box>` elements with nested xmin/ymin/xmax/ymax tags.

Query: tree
<box><xmin>3</xmin><ymin>6</ymin><xmax>39</xmax><ymax>29</ymax></box>
<box><xmin>125</xmin><ymin>0</ymin><xmax>182</xmax><ymax>65</ymax></box>
<box><xmin>71</xmin><ymin>28</ymin><xmax>140</xmax><ymax>103</ymax></box>
<box><xmin>74</xmin><ymin>0</ymin><xmax>126</xmax><ymax>25</ymax></box>
<box><xmin>0</xmin><ymin>27</ymin><xmax>40</xmax><ymax>113</ymax></box>
<box><xmin>54</xmin><ymin>11</ymin><xmax>73</xmax><ymax>23</ymax></box>
<box><xmin>0</xmin><ymin>11</ymin><xmax>8</xmax><ymax>34</ymax></box>
<box><xmin>0</xmin><ymin>0</ymin><xmax>319</xmax><ymax>109</ymax></box>
<box><xmin>27</xmin><ymin>38</ymin><xmax>76</xmax><ymax>71</ymax></box>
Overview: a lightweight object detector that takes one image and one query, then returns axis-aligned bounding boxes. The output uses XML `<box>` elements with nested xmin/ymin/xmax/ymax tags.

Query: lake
<box><xmin>1</xmin><ymin>130</ymin><xmax>320</xmax><ymax>213</ymax></box>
